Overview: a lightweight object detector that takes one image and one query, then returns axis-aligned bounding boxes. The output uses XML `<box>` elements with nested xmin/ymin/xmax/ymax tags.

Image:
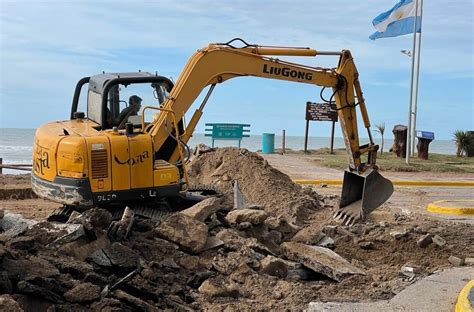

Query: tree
<box><xmin>453</xmin><ymin>130</ymin><xmax>472</xmax><ymax>157</ymax></box>
<box><xmin>374</xmin><ymin>122</ymin><xmax>386</xmax><ymax>155</ymax></box>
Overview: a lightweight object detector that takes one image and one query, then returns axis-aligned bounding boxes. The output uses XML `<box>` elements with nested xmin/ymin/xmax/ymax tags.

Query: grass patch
<box><xmin>278</xmin><ymin>148</ymin><xmax>474</xmax><ymax>173</ymax></box>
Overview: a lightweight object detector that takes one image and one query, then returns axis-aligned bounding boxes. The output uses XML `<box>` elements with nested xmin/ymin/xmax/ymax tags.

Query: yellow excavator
<box><xmin>31</xmin><ymin>38</ymin><xmax>393</xmax><ymax>224</ymax></box>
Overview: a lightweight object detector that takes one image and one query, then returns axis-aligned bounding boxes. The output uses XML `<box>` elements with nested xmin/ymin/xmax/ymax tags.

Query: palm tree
<box><xmin>453</xmin><ymin>130</ymin><xmax>472</xmax><ymax>157</ymax></box>
<box><xmin>374</xmin><ymin>122</ymin><xmax>386</xmax><ymax>155</ymax></box>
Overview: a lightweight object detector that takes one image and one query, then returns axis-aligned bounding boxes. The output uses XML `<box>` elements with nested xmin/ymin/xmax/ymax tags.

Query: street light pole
<box><xmin>405</xmin><ymin>0</ymin><xmax>419</xmax><ymax>165</ymax></box>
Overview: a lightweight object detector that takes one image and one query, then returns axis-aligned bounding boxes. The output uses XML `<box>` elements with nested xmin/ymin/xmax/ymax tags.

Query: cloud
<box><xmin>0</xmin><ymin>0</ymin><xmax>472</xmax><ymax>134</ymax></box>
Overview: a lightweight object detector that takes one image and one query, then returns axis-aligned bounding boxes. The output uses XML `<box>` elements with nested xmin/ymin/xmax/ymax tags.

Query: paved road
<box><xmin>307</xmin><ymin>267</ymin><xmax>474</xmax><ymax>312</ymax></box>
<box><xmin>263</xmin><ymin>153</ymin><xmax>474</xmax><ymax>224</ymax></box>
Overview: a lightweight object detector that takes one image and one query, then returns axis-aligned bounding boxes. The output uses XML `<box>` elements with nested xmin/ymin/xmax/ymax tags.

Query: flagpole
<box><xmin>411</xmin><ymin>0</ymin><xmax>423</xmax><ymax>156</ymax></box>
<box><xmin>406</xmin><ymin>0</ymin><xmax>419</xmax><ymax>164</ymax></box>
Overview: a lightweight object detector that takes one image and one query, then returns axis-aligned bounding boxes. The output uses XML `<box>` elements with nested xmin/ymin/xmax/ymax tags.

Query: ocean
<box><xmin>0</xmin><ymin>128</ymin><xmax>457</xmax><ymax>174</ymax></box>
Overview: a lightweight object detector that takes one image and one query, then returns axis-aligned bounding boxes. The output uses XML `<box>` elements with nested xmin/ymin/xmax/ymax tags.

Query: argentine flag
<box><xmin>370</xmin><ymin>0</ymin><xmax>422</xmax><ymax>40</ymax></box>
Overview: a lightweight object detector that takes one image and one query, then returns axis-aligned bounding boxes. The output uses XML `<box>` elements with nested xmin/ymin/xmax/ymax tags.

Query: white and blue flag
<box><xmin>370</xmin><ymin>0</ymin><xmax>422</xmax><ymax>40</ymax></box>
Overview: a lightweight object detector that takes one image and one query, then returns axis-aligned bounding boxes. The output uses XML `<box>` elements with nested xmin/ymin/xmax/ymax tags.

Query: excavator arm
<box><xmin>147</xmin><ymin>39</ymin><xmax>393</xmax><ymax>224</ymax></box>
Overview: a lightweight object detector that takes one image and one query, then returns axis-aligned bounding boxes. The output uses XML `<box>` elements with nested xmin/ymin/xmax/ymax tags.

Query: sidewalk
<box><xmin>308</xmin><ymin>267</ymin><xmax>474</xmax><ymax>312</ymax></box>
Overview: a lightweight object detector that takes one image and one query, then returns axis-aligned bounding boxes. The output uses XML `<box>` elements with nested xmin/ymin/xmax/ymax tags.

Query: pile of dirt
<box><xmin>187</xmin><ymin>147</ymin><xmax>322</xmax><ymax>225</ymax></box>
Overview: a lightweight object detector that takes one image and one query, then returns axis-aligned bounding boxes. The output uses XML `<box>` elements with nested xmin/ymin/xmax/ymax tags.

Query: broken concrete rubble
<box><xmin>448</xmin><ymin>256</ymin><xmax>464</xmax><ymax>266</ymax></box>
<box><xmin>281</xmin><ymin>242</ymin><xmax>364</xmax><ymax>282</ymax></box>
<box><xmin>432</xmin><ymin>234</ymin><xmax>446</xmax><ymax>247</ymax></box>
<box><xmin>417</xmin><ymin>233</ymin><xmax>433</xmax><ymax>248</ymax></box>
<box><xmin>260</xmin><ymin>255</ymin><xmax>288</xmax><ymax>278</ymax></box>
<box><xmin>64</xmin><ymin>282</ymin><xmax>100</xmax><ymax>303</ymax></box>
<box><xmin>181</xmin><ymin>197</ymin><xmax>226</xmax><ymax>222</ymax></box>
<box><xmin>226</xmin><ymin>208</ymin><xmax>269</xmax><ymax>225</ymax></box>
<box><xmin>198</xmin><ymin>277</ymin><xmax>240</xmax><ymax>298</ymax></box>
<box><xmin>155</xmin><ymin>213</ymin><xmax>208</xmax><ymax>253</ymax></box>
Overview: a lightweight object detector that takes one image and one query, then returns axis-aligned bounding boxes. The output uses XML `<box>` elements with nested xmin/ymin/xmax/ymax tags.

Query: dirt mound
<box><xmin>187</xmin><ymin>147</ymin><xmax>322</xmax><ymax>224</ymax></box>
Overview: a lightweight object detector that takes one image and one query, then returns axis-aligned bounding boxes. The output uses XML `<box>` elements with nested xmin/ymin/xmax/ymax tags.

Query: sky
<box><xmin>0</xmin><ymin>0</ymin><xmax>473</xmax><ymax>139</ymax></box>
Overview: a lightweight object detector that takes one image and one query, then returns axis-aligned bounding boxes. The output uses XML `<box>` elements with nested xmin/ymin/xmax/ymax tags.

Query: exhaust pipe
<box><xmin>334</xmin><ymin>169</ymin><xmax>393</xmax><ymax>225</ymax></box>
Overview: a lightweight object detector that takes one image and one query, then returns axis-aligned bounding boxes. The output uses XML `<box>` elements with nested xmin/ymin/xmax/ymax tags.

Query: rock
<box><xmin>72</xmin><ymin>208</ymin><xmax>112</xmax><ymax>229</ymax></box>
<box><xmin>448</xmin><ymin>256</ymin><xmax>464</xmax><ymax>266</ymax></box>
<box><xmin>155</xmin><ymin>213</ymin><xmax>208</xmax><ymax>253</ymax></box>
<box><xmin>176</xmin><ymin>255</ymin><xmax>200</xmax><ymax>270</ymax></box>
<box><xmin>358</xmin><ymin>241</ymin><xmax>375</xmax><ymax>250</ymax></box>
<box><xmin>103</xmin><ymin>242</ymin><xmax>139</xmax><ymax>269</ymax></box>
<box><xmin>281</xmin><ymin>242</ymin><xmax>364</xmax><ymax>282</ymax></box>
<box><xmin>417</xmin><ymin>233</ymin><xmax>433</xmax><ymax>248</ymax></box>
<box><xmin>229</xmin><ymin>262</ymin><xmax>253</xmax><ymax>284</ymax></box>
<box><xmin>465</xmin><ymin>258</ymin><xmax>474</xmax><ymax>266</ymax></box>
<box><xmin>265</xmin><ymin>216</ymin><xmax>301</xmax><ymax>238</ymax></box>
<box><xmin>83</xmin><ymin>272</ymin><xmax>108</xmax><ymax>286</ymax></box>
<box><xmin>108</xmin><ymin>207</ymin><xmax>134</xmax><ymax>241</ymax></box>
<box><xmin>236</xmin><ymin>221</ymin><xmax>252</xmax><ymax>230</ymax></box>
<box><xmin>159</xmin><ymin>257</ymin><xmax>181</xmax><ymax>269</ymax></box>
<box><xmin>113</xmin><ymin>289</ymin><xmax>160</xmax><ymax>312</ymax></box>
<box><xmin>317</xmin><ymin>236</ymin><xmax>335</xmax><ymax>249</ymax></box>
<box><xmin>64</xmin><ymin>282</ymin><xmax>101</xmax><ymax>303</ymax></box>
<box><xmin>7</xmin><ymin>236</ymin><xmax>36</xmax><ymax>251</ymax></box>
<box><xmin>187</xmin><ymin>271</ymin><xmax>214</xmax><ymax>289</ymax></box>
<box><xmin>0</xmin><ymin>295</ymin><xmax>23</xmax><ymax>312</ymax></box>
<box><xmin>292</xmin><ymin>227</ymin><xmax>325</xmax><ymax>245</ymax></box>
<box><xmin>321</xmin><ymin>225</ymin><xmax>338</xmax><ymax>237</ymax></box>
<box><xmin>17</xmin><ymin>281</ymin><xmax>63</xmax><ymax>303</ymax></box>
<box><xmin>88</xmin><ymin>249</ymin><xmax>112</xmax><ymax>267</ymax></box>
<box><xmin>216</xmin><ymin>229</ymin><xmax>246</xmax><ymax>250</ymax></box>
<box><xmin>432</xmin><ymin>235</ymin><xmax>446</xmax><ymax>247</ymax></box>
<box><xmin>226</xmin><ymin>209</ymin><xmax>269</xmax><ymax>225</ymax></box>
<box><xmin>265</xmin><ymin>230</ymin><xmax>283</xmax><ymax>245</ymax></box>
<box><xmin>379</xmin><ymin>221</ymin><xmax>388</xmax><ymax>228</ymax></box>
<box><xmin>66</xmin><ymin>211</ymin><xmax>82</xmax><ymax>223</ymax></box>
<box><xmin>59</xmin><ymin>232</ymin><xmax>110</xmax><ymax>261</ymax></box>
<box><xmin>198</xmin><ymin>277</ymin><xmax>240</xmax><ymax>298</ymax></box>
<box><xmin>260</xmin><ymin>255</ymin><xmax>288</xmax><ymax>278</ymax></box>
<box><xmin>390</xmin><ymin>229</ymin><xmax>408</xmax><ymax>239</ymax></box>
<box><xmin>273</xmin><ymin>291</ymin><xmax>284</xmax><ymax>299</ymax></box>
<box><xmin>181</xmin><ymin>197</ymin><xmax>226</xmax><ymax>222</ymax></box>
<box><xmin>400</xmin><ymin>265</ymin><xmax>421</xmax><ymax>279</ymax></box>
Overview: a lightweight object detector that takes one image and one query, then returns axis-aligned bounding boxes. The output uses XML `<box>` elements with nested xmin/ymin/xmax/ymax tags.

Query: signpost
<box><xmin>205</xmin><ymin>123</ymin><xmax>250</xmax><ymax>148</ymax></box>
<box><xmin>304</xmin><ymin>102</ymin><xmax>338</xmax><ymax>153</ymax></box>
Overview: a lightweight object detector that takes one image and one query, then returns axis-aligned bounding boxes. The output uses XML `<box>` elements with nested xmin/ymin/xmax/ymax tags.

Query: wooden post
<box><xmin>0</xmin><ymin>158</ymin><xmax>2</xmax><ymax>174</ymax></box>
<box><xmin>282</xmin><ymin>129</ymin><xmax>286</xmax><ymax>154</ymax></box>
<box><xmin>330</xmin><ymin>121</ymin><xmax>335</xmax><ymax>154</ymax></box>
<box><xmin>304</xmin><ymin>120</ymin><xmax>309</xmax><ymax>153</ymax></box>
<box><xmin>390</xmin><ymin>125</ymin><xmax>408</xmax><ymax>158</ymax></box>
<box><xmin>417</xmin><ymin>138</ymin><xmax>432</xmax><ymax>159</ymax></box>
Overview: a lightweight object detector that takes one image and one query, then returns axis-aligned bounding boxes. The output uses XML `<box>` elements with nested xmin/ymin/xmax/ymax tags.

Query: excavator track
<box><xmin>47</xmin><ymin>184</ymin><xmax>223</xmax><ymax>222</ymax></box>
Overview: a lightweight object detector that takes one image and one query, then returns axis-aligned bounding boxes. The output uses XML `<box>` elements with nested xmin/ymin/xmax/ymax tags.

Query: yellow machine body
<box><xmin>32</xmin><ymin>119</ymin><xmax>180</xmax><ymax>207</ymax></box>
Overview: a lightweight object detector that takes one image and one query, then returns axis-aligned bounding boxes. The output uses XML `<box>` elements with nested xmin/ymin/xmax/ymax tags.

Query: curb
<box><xmin>455</xmin><ymin>280</ymin><xmax>474</xmax><ymax>312</ymax></box>
<box><xmin>294</xmin><ymin>179</ymin><xmax>474</xmax><ymax>187</ymax></box>
<box><xmin>426</xmin><ymin>200</ymin><xmax>474</xmax><ymax>216</ymax></box>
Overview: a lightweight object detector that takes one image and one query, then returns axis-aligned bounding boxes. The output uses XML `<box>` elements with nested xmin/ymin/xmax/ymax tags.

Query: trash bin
<box><xmin>262</xmin><ymin>133</ymin><xmax>275</xmax><ymax>154</ymax></box>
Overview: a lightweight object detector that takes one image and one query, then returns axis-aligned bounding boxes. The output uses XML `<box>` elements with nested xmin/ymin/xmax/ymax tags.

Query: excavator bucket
<box><xmin>334</xmin><ymin>169</ymin><xmax>393</xmax><ymax>225</ymax></box>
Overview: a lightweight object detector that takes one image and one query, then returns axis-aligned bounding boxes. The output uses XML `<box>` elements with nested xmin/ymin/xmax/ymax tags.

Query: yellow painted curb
<box><xmin>455</xmin><ymin>280</ymin><xmax>474</xmax><ymax>312</ymax></box>
<box><xmin>426</xmin><ymin>200</ymin><xmax>474</xmax><ymax>216</ymax></box>
<box><xmin>294</xmin><ymin>179</ymin><xmax>474</xmax><ymax>187</ymax></box>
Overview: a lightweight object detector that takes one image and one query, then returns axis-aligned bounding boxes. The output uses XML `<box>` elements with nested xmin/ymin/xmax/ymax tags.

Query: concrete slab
<box><xmin>308</xmin><ymin>267</ymin><xmax>474</xmax><ymax>312</ymax></box>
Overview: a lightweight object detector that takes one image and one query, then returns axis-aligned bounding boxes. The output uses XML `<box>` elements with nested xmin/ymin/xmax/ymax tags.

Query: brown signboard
<box><xmin>305</xmin><ymin>102</ymin><xmax>338</xmax><ymax>122</ymax></box>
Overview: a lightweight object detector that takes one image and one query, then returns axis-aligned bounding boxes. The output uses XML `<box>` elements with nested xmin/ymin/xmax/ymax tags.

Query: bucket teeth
<box><xmin>333</xmin><ymin>208</ymin><xmax>361</xmax><ymax>226</ymax></box>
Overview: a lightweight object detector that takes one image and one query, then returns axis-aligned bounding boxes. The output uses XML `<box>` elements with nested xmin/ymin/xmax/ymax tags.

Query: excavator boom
<box><xmin>147</xmin><ymin>39</ymin><xmax>393</xmax><ymax>223</ymax></box>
